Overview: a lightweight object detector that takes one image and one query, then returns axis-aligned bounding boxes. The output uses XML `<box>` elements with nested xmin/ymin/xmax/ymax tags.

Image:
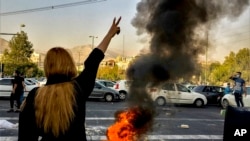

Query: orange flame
<box><xmin>106</xmin><ymin>106</ymin><xmax>154</xmax><ymax>141</ymax></box>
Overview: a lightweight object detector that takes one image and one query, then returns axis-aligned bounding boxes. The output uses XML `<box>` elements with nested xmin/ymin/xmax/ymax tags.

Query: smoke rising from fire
<box><xmin>106</xmin><ymin>0</ymin><xmax>249</xmax><ymax>140</ymax></box>
<box><xmin>130</xmin><ymin>0</ymin><xmax>249</xmax><ymax>79</ymax></box>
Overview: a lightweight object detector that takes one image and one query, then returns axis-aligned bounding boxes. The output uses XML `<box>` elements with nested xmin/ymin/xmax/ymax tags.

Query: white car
<box><xmin>37</xmin><ymin>77</ymin><xmax>47</xmax><ymax>86</ymax></box>
<box><xmin>148</xmin><ymin>83</ymin><xmax>207</xmax><ymax>107</ymax></box>
<box><xmin>25</xmin><ymin>78</ymin><xmax>41</xmax><ymax>87</ymax></box>
<box><xmin>0</xmin><ymin>78</ymin><xmax>38</xmax><ymax>98</ymax></box>
<box><xmin>221</xmin><ymin>86</ymin><xmax>250</xmax><ymax>109</ymax></box>
<box><xmin>113</xmin><ymin>80</ymin><xmax>132</xmax><ymax>100</ymax></box>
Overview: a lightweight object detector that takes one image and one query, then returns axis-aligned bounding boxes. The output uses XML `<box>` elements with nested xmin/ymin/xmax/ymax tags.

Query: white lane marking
<box><xmin>0</xmin><ymin>117</ymin><xmax>224</xmax><ymax>122</ymax></box>
<box><xmin>0</xmin><ymin>135</ymin><xmax>223</xmax><ymax>140</ymax></box>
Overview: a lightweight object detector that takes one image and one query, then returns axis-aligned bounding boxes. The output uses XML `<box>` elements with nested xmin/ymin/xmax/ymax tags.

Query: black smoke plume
<box><xmin>107</xmin><ymin>0</ymin><xmax>249</xmax><ymax>140</ymax></box>
<box><xmin>130</xmin><ymin>0</ymin><xmax>249</xmax><ymax>80</ymax></box>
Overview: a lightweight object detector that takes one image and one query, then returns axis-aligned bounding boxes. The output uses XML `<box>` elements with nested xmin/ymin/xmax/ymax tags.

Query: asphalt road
<box><xmin>0</xmin><ymin>99</ymin><xmax>225</xmax><ymax>141</ymax></box>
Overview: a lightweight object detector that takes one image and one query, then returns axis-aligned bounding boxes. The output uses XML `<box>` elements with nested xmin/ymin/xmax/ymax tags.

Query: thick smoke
<box><xmin>130</xmin><ymin>0</ymin><xmax>249</xmax><ymax>80</ymax></box>
<box><xmin>119</xmin><ymin>0</ymin><xmax>249</xmax><ymax>139</ymax></box>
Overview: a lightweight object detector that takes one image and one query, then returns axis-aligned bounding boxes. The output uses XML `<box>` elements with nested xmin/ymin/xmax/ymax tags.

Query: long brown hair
<box><xmin>34</xmin><ymin>47</ymin><xmax>78</xmax><ymax>137</ymax></box>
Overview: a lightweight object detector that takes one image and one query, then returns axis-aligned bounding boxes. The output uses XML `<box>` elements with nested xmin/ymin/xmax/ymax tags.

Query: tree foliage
<box><xmin>97</xmin><ymin>65</ymin><xmax>125</xmax><ymax>81</ymax></box>
<box><xmin>2</xmin><ymin>31</ymin><xmax>42</xmax><ymax>77</ymax></box>
<box><xmin>208</xmin><ymin>48</ymin><xmax>250</xmax><ymax>85</ymax></box>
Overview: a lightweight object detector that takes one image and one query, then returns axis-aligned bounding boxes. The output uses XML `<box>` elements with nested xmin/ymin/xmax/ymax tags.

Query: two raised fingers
<box><xmin>113</xmin><ymin>16</ymin><xmax>121</xmax><ymax>35</ymax></box>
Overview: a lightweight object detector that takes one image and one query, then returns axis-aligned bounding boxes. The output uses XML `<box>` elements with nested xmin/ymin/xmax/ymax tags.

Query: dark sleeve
<box><xmin>13</xmin><ymin>77</ymin><xmax>17</xmax><ymax>84</ymax></box>
<box><xmin>18</xmin><ymin>88</ymin><xmax>39</xmax><ymax>141</ymax></box>
<box><xmin>75</xmin><ymin>48</ymin><xmax>104</xmax><ymax>98</ymax></box>
<box><xmin>229</xmin><ymin>76</ymin><xmax>236</xmax><ymax>80</ymax></box>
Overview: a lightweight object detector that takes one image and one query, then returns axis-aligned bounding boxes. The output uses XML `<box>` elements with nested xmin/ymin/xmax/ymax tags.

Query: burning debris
<box><xmin>106</xmin><ymin>0</ymin><xmax>249</xmax><ymax>140</ymax></box>
<box><xmin>106</xmin><ymin>106</ymin><xmax>154</xmax><ymax>141</ymax></box>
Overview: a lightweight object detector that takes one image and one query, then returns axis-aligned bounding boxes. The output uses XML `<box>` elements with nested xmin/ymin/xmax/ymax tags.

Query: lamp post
<box><xmin>89</xmin><ymin>36</ymin><xmax>98</xmax><ymax>49</ymax></box>
<box><xmin>20</xmin><ymin>24</ymin><xmax>25</xmax><ymax>31</ymax></box>
<box><xmin>0</xmin><ymin>51</ymin><xmax>3</xmax><ymax>78</ymax></box>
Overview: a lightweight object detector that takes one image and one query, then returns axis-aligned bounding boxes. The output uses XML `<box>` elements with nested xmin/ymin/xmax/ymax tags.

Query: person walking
<box><xmin>229</xmin><ymin>72</ymin><xmax>246</xmax><ymax>107</ymax></box>
<box><xmin>18</xmin><ymin>17</ymin><xmax>121</xmax><ymax>141</ymax></box>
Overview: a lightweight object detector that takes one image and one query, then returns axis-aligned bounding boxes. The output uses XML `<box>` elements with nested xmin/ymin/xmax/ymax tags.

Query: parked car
<box><xmin>25</xmin><ymin>78</ymin><xmax>41</xmax><ymax>86</ymax></box>
<box><xmin>113</xmin><ymin>80</ymin><xmax>132</xmax><ymax>100</ymax></box>
<box><xmin>192</xmin><ymin>85</ymin><xmax>225</xmax><ymax>106</ymax></box>
<box><xmin>0</xmin><ymin>78</ymin><xmax>38</xmax><ymax>98</ymax></box>
<box><xmin>89</xmin><ymin>81</ymin><xmax>120</xmax><ymax>102</ymax></box>
<box><xmin>186</xmin><ymin>85</ymin><xmax>197</xmax><ymax>90</ymax></box>
<box><xmin>37</xmin><ymin>77</ymin><xmax>47</xmax><ymax>86</ymax></box>
<box><xmin>221</xmin><ymin>86</ymin><xmax>250</xmax><ymax>109</ymax></box>
<box><xmin>148</xmin><ymin>83</ymin><xmax>207</xmax><ymax>107</ymax></box>
<box><xmin>96</xmin><ymin>79</ymin><xmax>115</xmax><ymax>88</ymax></box>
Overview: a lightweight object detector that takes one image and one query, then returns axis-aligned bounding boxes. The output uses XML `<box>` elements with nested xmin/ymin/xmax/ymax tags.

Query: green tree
<box><xmin>209</xmin><ymin>48</ymin><xmax>250</xmax><ymax>85</ymax></box>
<box><xmin>2</xmin><ymin>31</ymin><xmax>41</xmax><ymax>77</ymax></box>
<box><xmin>97</xmin><ymin>65</ymin><xmax>124</xmax><ymax>81</ymax></box>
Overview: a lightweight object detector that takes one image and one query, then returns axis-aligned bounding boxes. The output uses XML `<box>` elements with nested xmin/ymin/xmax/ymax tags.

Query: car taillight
<box><xmin>115</xmin><ymin>84</ymin><xmax>119</xmax><ymax>89</ymax></box>
<box><xmin>150</xmin><ymin>88</ymin><xmax>157</xmax><ymax>92</ymax></box>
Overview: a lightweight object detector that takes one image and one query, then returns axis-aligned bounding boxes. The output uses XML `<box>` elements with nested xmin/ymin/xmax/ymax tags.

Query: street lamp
<box><xmin>0</xmin><ymin>52</ymin><xmax>3</xmax><ymax>78</ymax></box>
<box><xmin>89</xmin><ymin>36</ymin><xmax>98</xmax><ymax>49</ymax></box>
<box><xmin>20</xmin><ymin>24</ymin><xmax>25</xmax><ymax>31</ymax></box>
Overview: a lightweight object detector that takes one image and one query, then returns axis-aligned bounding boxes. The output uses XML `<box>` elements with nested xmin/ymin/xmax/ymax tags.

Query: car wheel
<box><xmin>222</xmin><ymin>99</ymin><xmax>229</xmax><ymax>109</ymax></box>
<box><xmin>194</xmin><ymin>99</ymin><xmax>204</xmax><ymax>107</ymax></box>
<box><xmin>155</xmin><ymin>97</ymin><xmax>166</xmax><ymax>106</ymax></box>
<box><xmin>105</xmin><ymin>94</ymin><xmax>113</xmax><ymax>102</ymax></box>
<box><xmin>119</xmin><ymin>92</ymin><xmax>126</xmax><ymax>100</ymax></box>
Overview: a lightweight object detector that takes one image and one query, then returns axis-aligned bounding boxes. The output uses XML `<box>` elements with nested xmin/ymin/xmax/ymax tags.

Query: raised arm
<box><xmin>97</xmin><ymin>17</ymin><xmax>121</xmax><ymax>53</ymax></box>
<box><xmin>75</xmin><ymin>17</ymin><xmax>121</xmax><ymax>97</ymax></box>
<box><xmin>229</xmin><ymin>73</ymin><xmax>237</xmax><ymax>80</ymax></box>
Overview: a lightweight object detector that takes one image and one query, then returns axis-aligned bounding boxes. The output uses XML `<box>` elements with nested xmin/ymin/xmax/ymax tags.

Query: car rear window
<box><xmin>0</xmin><ymin>79</ymin><xmax>13</xmax><ymax>85</ymax></box>
<box><xmin>162</xmin><ymin>83</ymin><xmax>175</xmax><ymax>91</ymax></box>
<box><xmin>192</xmin><ymin>86</ymin><xmax>204</xmax><ymax>92</ymax></box>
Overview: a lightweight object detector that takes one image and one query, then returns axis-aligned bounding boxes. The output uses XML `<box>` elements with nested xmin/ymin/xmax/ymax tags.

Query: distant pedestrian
<box><xmin>19</xmin><ymin>73</ymin><xmax>26</xmax><ymax>104</ymax></box>
<box><xmin>13</xmin><ymin>70</ymin><xmax>26</xmax><ymax>112</ymax></box>
<box><xmin>7</xmin><ymin>79</ymin><xmax>18</xmax><ymax>112</ymax></box>
<box><xmin>18</xmin><ymin>17</ymin><xmax>121</xmax><ymax>141</ymax></box>
<box><xmin>229</xmin><ymin>72</ymin><xmax>246</xmax><ymax>107</ymax></box>
<box><xmin>224</xmin><ymin>83</ymin><xmax>232</xmax><ymax>95</ymax></box>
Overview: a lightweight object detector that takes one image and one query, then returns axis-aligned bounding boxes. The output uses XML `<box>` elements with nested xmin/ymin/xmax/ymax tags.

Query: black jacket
<box><xmin>18</xmin><ymin>48</ymin><xmax>104</xmax><ymax>141</ymax></box>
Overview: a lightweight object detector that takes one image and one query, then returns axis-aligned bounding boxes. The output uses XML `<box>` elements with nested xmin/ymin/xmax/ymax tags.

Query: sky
<box><xmin>0</xmin><ymin>0</ymin><xmax>249</xmax><ymax>62</ymax></box>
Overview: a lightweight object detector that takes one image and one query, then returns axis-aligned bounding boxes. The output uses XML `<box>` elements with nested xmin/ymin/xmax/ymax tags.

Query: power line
<box><xmin>0</xmin><ymin>33</ymin><xmax>17</xmax><ymax>35</ymax></box>
<box><xmin>0</xmin><ymin>0</ymin><xmax>106</xmax><ymax>16</ymax></box>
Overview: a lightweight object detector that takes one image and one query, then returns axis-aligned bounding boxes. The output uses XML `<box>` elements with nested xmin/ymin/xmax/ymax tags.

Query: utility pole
<box><xmin>78</xmin><ymin>52</ymin><xmax>80</xmax><ymax>72</ymax></box>
<box><xmin>205</xmin><ymin>29</ymin><xmax>208</xmax><ymax>85</ymax></box>
<box><xmin>122</xmin><ymin>35</ymin><xmax>125</xmax><ymax>60</ymax></box>
<box><xmin>89</xmin><ymin>36</ymin><xmax>98</xmax><ymax>49</ymax></box>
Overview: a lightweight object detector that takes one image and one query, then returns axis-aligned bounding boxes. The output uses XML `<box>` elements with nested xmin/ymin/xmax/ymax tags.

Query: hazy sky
<box><xmin>0</xmin><ymin>0</ymin><xmax>141</xmax><ymax>56</ymax></box>
<box><xmin>0</xmin><ymin>0</ymin><xmax>249</xmax><ymax>62</ymax></box>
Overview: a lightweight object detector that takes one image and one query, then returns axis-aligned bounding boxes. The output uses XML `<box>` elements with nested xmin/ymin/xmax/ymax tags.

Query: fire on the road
<box><xmin>105</xmin><ymin>106</ymin><xmax>154</xmax><ymax>141</ymax></box>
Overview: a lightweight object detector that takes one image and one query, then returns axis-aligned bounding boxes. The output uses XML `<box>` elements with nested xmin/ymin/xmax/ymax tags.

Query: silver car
<box><xmin>89</xmin><ymin>81</ymin><xmax>120</xmax><ymax>102</ymax></box>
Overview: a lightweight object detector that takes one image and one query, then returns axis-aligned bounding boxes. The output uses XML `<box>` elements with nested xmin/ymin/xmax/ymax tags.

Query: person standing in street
<box><xmin>229</xmin><ymin>72</ymin><xmax>246</xmax><ymax>107</ymax></box>
<box><xmin>7</xmin><ymin>79</ymin><xmax>18</xmax><ymax>112</ymax></box>
<box><xmin>18</xmin><ymin>17</ymin><xmax>121</xmax><ymax>141</ymax></box>
<box><xmin>13</xmin><ymin>70</ymin><xmax>26</xmax><ymax>112</ymax></box>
